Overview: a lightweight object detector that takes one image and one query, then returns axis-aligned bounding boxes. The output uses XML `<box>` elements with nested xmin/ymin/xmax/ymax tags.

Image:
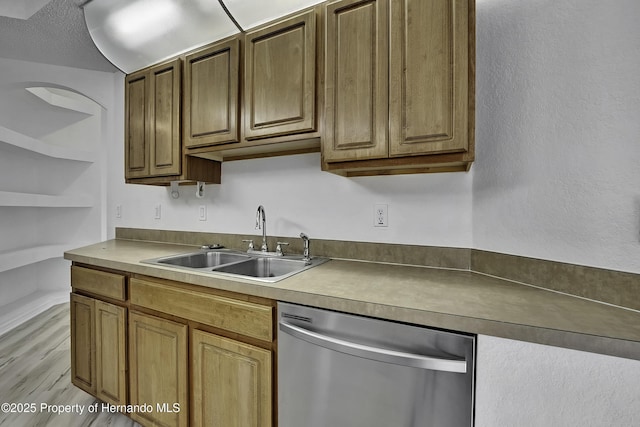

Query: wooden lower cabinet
<box><xmin>129</xmin><ymin>311</ymin><xmax>188</xmax><ymax>427</ymax></box>
<box><xmin>71</xmin><ymin>268</ymin><xmax>276</xmax><ymax>427</ymax></box>
<box><xmin>70</xmin><ymin>293</ymin><xmax>96</xmax><ymax>394</ymax></box>
<box><xmin>70</xmin><ymin>294</ymin><xmax>127</xmax><ymax>405</ymax></box>
<box><xmin>191</xmin><ymin>329</ymin><xmax>272</xmax><ymax>427</ymax></box>
<box><xmin>95</xmin><ymin>300</ymin><xmax>128</xmax><ymax>406</ymax></box>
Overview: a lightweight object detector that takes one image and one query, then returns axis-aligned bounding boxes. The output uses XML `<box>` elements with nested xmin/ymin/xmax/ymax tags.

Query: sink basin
<box><xmin>214</xmin><ymin>257</ymin><xmax>308</xmax><ymax>279</ymax></box>
<box><xmin>149</xmin><ymin>250</ymin><xmax>249</xmax><ymax>269</ymax></box>
<box><xmin>143</xmin><ymin>249</ymin><xmax>328</xmax><ymax>282</ymax></box>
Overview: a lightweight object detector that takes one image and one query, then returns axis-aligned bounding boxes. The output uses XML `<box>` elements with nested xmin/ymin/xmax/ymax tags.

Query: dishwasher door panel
<box><xmin>278</xmin><ymin>302</ymin><xmax>475</xmax><ymax>427</ymax></box>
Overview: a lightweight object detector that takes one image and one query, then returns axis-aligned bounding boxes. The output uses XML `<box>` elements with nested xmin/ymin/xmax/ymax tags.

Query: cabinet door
<box><xmin>184</xmin><ymin>38</ymin><xmax>240</xmax><ymax>149</ymax></box>
<box><xmin>389</xmin><ymin>0</ymin><xmax>470</xmax><ymax>156</ymax></box>
<box><xmin>244</xmin><ymin>9</ymin><xmax>317</xmax><ymax>140</ymax></box>
<box><xmin>95</xmin><ymin>300</ymin><xmax>127</xmax><ymax>406</ymax></box>
<box><xmin>125</xmin><ymin>60</ymin><xmax>182</xmax><ymax>179</ymax></box>
<box><xmin>191</xmin><ymin>329</ymin><xmax>272</xmax><ymax>427</ymax></box>
<box><xmin>125</xmin><ymin>71</ymin><xmax>150</xmax><ymax>179</ymax></box>
<box><xmin>324</xmin><ymin>0</ymin><xmax>389</xmax><ymax>162</ymax></box>
<box><xmin>149</xmin><ymin>59</ymin><xmax>182</xmax><ymax>176</ymax></box>
<box><xmin>129</xmin><ymin>311</ymin><xmax>188</xmax><ymax>427</ymax></box>
<box><xmin>70</xmin><ymin>293</ymin><xmax>95</xmax><ymax>394</ymax></box>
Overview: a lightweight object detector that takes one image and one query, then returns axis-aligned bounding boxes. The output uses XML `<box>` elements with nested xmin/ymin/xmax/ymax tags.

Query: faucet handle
<box><xmin>201</xmin><ymin>243</ymin><xmax>224</xmax><ymax>250</ymax></box>
<box><xmin>276</xmin><ymin>241</ymin><xmax>289</xmax><ymax>256</ymax></box>
<box><xmin>242</xmin><ymin>239</ymin><xmax>254</xmax><ymax>251</ymax></box>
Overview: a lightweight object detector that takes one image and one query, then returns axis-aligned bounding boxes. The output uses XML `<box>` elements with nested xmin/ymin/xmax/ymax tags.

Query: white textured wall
<box><xmin>473</xmin><ymin>0</ymin><xmax>640</xmax><ymax>273</ymax></box>
<box><xmin>108</xmin><ymin>153</ymin><xmax>473</xmax><ymax>247</ymax></box>
<box><xmin>476</xmin><ymin>335</ymin><xmax>640</xmax><ymax>427</ymax></box>
<box><xmin>473</xmin><ymin>2</ymin><xmax>640</xmax><ymax>424</ymax></box>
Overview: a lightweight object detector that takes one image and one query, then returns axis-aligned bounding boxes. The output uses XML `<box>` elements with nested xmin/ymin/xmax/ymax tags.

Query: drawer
<box><xmin>130</xmin><ymin>278</ymin><xmax>273</xmax><ymax>342</ymax></box>
<box><xmin>71</xmin><ymin>266</ymin><xmax>126</xmax><ymax>301</ymax></box>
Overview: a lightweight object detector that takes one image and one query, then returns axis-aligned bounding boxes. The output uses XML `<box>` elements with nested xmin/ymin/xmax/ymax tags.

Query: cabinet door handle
<box><xmin>279</xmin><ymin>321</ymin><xmax>467</xmax><ymax>373</ymax></box>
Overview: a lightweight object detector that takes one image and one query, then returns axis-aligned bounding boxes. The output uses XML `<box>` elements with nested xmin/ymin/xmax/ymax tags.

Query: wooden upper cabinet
<box><xmin>124</xmin><ymin>73</ymin><xmax>149</xmax><ymax>178</ymax></box>
<box><xmin>125</xmin><ymin>59</ymin><xmax>182</xmax><ymax>179</ymax></box>
<box><xmin>323</xmin><ymin>0</ymin><xmax>389</xmax><ymax>162</ymax></box>
<box><xmin>125</xmin><ymin>59</ymin><xmax>221</xmax><ymax>184</ymax></box>
<box><xmin>323</xmin><ymin>0</ymin><xmax>474</xmax><ymax>175</ymax></box>
<box><xmin>389</xmin><ymin>0</ymin><xmax>470</xmax><ymax>156</ymax></box>
<box><xmin>184</xmin><ymin>37</ymin><xmax>240</xmax><ymax>149</ymax></box>
<box><xmin>244</xmin><ymin>9</ymin><xmax>318</xmax><ymax>140</ymax></box>
<box><xmin>150</xmin><ymin>61</ymin><xmax>181</xmax><ymax>175</ymax></box>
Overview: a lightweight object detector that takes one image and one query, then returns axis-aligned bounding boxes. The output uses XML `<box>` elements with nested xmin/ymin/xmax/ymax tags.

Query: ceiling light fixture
<box><xmin>104</xmin><ymin>0</ymin><xmax>181</xmax><ymax>49</ymax></box>
<box><xmin>83</xmin><ymin>0</ymin><xmax>325</xmax><ymax>73</ymax></box>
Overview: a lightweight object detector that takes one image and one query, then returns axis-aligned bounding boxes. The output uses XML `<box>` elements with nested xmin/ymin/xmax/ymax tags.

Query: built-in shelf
<box><xmin>0</xmin><ymin>81</ymin><xmax>102</xmax><ymax>335</ymax></box>
<box><xmin>0</xmin><ymin>290</ymin><xmax>69</xmax><ymax>338</ymax></box>
<box><xmin>25</xmin><ymin>86</ymin><xmax>100</xmax><ymax>115</ymax></box>
<box><xmin>0</xmin><ymin>125</ymin><xmax>96</xmax><ymax>163</ymax></box>
<box><xmin>0</xmin><ymin>190</ymin><xmax>94</xmax><ymax>208</ymax></box>
<box><xmin>0</xmin><ymin>243</ymin><xmax>91</xmax><ymax>274</ymax></box>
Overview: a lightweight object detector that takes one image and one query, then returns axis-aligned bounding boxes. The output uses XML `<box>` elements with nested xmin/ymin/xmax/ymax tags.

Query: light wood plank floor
<box><xmin>0</xmin><ymin>303</ymin><xmax>140</xmax><ymax>426</ymax></box>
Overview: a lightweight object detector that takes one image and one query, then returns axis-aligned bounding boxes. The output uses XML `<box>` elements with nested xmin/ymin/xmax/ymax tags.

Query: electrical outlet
<box><xmin>154</xmin><ymin>204</ymin><xmax>162</xmax><ymax>220</ymax></box>
<box><xmin>198</xmin><ymin>205</ymin><xmax>207</xmax><ymax>221</ymax></box>
<box><xmin>116</xmin><ymin>205</ymin><xmax>122</xmax><ymax>219</ymax></box>
<box><xmin>374</xmin><ymin>204</ymin><xmax>388</xmax><ymax>227</ymax></box>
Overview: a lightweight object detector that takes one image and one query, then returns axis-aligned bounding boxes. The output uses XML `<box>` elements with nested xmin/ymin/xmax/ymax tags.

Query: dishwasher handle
<box><xmin>279</xmin><ymin>321</ymin><xmax>467</xmax><ymax>373</ymax></box>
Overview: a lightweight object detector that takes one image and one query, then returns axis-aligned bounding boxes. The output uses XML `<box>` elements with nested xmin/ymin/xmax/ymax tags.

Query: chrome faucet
<box><xmin>256</xmin><ymin>205</ymin><xmax>268</xmax><ymax>252</ymax></box>
<box><xmin>300</xmin><ymin>233</ymin><xmax>311</xmax><ymax>264</ymax></box>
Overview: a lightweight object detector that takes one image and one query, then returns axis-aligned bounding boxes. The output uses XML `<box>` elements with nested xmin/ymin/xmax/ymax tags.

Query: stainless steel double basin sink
<box><xmin>143</xmin><ymin>249</ymin><xmax>328</xmax><ymax>283</ymax></box>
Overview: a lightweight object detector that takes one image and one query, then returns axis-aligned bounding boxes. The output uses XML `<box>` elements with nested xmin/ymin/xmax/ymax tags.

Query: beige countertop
<box><xmin>64</xmin><ymin>239</ymin><xmax>640</xmax><ymax>360</ymax></box>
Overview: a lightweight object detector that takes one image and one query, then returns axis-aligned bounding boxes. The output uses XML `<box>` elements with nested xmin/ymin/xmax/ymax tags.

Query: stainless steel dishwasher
<box><xmin>278</xmin><ymin>302</ymin><xmax>475</xmax><ymax>427</ymax></box>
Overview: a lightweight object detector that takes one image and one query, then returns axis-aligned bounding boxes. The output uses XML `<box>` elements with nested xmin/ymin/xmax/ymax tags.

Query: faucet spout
<box><xmin>256</xmin><ymin>205</ymin><xmax>267</xmax><ymax>252</ymax></box>
<box><xmin>300</xmin><ymin>232</ymin><xmax>311</xmax><ymax>263</ymax></box>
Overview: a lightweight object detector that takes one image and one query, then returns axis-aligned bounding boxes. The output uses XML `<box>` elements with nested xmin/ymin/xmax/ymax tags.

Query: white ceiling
<box><xmin>0</xmin><ymin>0</ymin><xmax>119</xmax><ymax>72</ymax></box>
